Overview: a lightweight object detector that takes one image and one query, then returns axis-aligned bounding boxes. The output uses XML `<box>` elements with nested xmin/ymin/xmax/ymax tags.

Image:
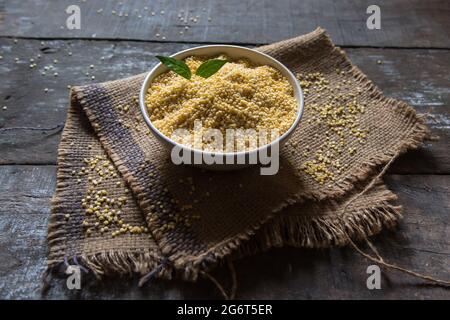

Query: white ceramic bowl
<box><xmin>139</xmin><ymin>45</ymin><xmax>304</xmax><ymax>170</ymax></box>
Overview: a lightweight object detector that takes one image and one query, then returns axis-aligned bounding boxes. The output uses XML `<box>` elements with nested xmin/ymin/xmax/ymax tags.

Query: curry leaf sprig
<box><xmin>156</xmin><ymin>56</ymin><xmax>227</xmax><ymax>80</ymax></box>
<box><xmin>155</xmin><ymin>56</ymin><xmax>192</xmax><ymax>79</ymax></box>
<box><xmin>195</xmin><ymin>59</ymin><xmax>228</xmax><ymax>78</ymax></box>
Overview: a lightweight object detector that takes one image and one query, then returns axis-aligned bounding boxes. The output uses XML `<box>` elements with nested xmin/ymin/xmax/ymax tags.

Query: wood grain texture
<box><xmin>0</xmin><ymin>1</ymin><xmax>449</xmax><ymax>300</ymax></box>
<box><xmin>1</xmin><ymin>39</ymin><xmax>449</xmax><ymax>172</ymax></box>
<box><xmin>1</xmin><ymin>0</ymin><xmax>449</xmax><ymax>48</ymax></box>
<box><xmin>0</xmin><ymin>165</ymin><xmax>448</xmax><ymax>299</ymax></box>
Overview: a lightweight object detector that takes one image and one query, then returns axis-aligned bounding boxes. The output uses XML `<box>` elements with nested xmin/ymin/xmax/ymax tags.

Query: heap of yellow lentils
<box><xmin>295</xmin><ymin>70</ymin><xmax>368</xmax><ymax>185</ymax></box>
<box><xmin>145</xmin><ymin>55</ymin><xmax>298</xmax><ymax>149</ymax></box>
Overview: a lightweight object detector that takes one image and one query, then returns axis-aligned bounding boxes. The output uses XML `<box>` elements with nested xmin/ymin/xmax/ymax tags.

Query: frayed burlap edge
<box><xmin>58</xmin><ymin>81</ymin><xmax>408</xmax><ymax>282</ymax></box>
<box><xmin>173</xmin><ymin>187</ymin><xmax>402</xmax><ymax>278</ymax></box>
<box><xmin>46</xmin><ymin>103</ymin><xmax>167</xmax><ymax>281</ymax></box>
<box><xmin>137</xmin><ymin>28</ymin><xmax>430</xmax><ymax>278</ymax></box>
<box><xmin>267</xmin><ymin>28</ymin><xmax>431</xmax><ymax>207</ymax></box>
<box><xmin>46</xmin><ymin>28</ymin><xmax>429</xmax><ymax>283</ymax></box>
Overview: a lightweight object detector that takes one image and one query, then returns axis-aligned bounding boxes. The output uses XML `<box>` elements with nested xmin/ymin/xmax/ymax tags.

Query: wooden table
<box><xmin>0</xmin><ymin>0</ymin><xmax>449</xmax><ymax>299</ymax></box>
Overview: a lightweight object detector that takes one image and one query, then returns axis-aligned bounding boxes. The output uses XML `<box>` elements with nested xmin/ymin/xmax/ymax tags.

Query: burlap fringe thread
<box><xmin>127</xmin><ymin>29</ymin><xmax>435</xmax><ymax>281</ymax></box>
<box><xmin>43</xmin><ymin>28</ymin><xmax>449</xmax><ymax>297</ymax></box>
<box><xmin>44</xmin><ymin>179</ymin><xmax>450</xmax><ymax>297</ymax></box>
<box><xmin>44</xmin><ymin>97</ymin><xmax>449</xmax><ymax>298</ymax></box>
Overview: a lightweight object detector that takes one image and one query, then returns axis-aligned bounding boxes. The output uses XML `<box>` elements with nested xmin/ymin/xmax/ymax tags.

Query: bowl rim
<box><xmin>139</xmin><ymin>44</ymin><xmax>304</xmax><ymax>157</ymax></box>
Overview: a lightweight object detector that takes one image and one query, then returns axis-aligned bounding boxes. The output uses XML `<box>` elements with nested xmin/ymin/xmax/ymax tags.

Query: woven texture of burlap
<box><xmin>48</xmin><ymin>28</ymin><xmax>429</xmax><ymax>281</ymax></box>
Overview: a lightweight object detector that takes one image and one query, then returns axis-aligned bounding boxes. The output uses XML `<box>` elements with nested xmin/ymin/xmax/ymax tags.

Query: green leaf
<box><xmin>195</xmin><ymin>59</ymin><xmax>228</xmax><ymax>78</ymax></box>
<box><xmin>156</xmin><ymin>55</ymin><xmax>191</xmax><ymax>80</ymax></box>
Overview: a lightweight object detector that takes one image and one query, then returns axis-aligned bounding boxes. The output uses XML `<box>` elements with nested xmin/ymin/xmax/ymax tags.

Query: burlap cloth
<box><xmin>47</xmin><ymin>28</ymin><xmax>429</xmax><ymax>283</ymax></box>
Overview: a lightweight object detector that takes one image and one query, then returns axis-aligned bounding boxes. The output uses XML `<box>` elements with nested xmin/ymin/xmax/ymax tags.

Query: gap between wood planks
<box><xmin>0</xmin><ymin>163</ymin><xmax>449</xmax><ymax>177</ymax></box>
<box><xmin>1</xmin><ymin>35</ymin><xmax>450</xmax><ymax>51</ymax></box>
<box><xmin>0</xmin><ymin>38</ymin><xmax>448</xmax><ymax>173</ymax></box>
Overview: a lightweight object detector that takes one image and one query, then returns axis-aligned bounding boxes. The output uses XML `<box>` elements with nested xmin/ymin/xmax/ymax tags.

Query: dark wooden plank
<box><xmin>347</xmin><ymin>48</ymin><xmax>450</xmax><ymax>108</ymax></box>
<box><xmin>1</xmin><ymin>0</ymin><xmax>450</xmax><ymax>48</ymax></box>
<box><xmin>0</xmin><ymin>165</ymin><xmax>55</xmax><ymax>215</ymax></box>
<box><xmin>0</xmin><ymin>165</ymin><xmax>448</xmax><ymax>299</ymax></box>
<box><xmin>1</xmin><ymin>39</ymin><xmax>449</xmax><ymax>172</ymax></box>
<box><xmin>0</xmin><ymin>40</ymin><xmax>191</xmax><ymax>165</ymax></box>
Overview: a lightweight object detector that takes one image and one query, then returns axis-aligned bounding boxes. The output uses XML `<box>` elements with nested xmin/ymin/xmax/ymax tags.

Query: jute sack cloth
<box><xmin>48</xmin><ymin>28</ymin><xmax>429</xmax><ymax>281</ymax></box>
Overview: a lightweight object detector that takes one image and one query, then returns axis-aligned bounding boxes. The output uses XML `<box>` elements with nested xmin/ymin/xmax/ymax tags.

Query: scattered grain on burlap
<box><xmin>48</xmin><ymin>28</ymin><xmax>429</xmax><ymax>282</ymax></box>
